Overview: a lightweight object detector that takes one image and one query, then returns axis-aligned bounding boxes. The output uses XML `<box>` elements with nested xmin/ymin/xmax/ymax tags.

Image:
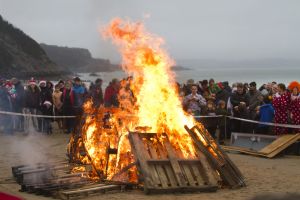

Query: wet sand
<box><xmin>0</xmin><ymin>128</ymin><xmax>299</xmax><ymax>200</ymax></box>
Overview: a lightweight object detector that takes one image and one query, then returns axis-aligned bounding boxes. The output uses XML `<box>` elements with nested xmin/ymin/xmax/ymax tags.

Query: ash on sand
<box><xmin>0</xmin><ymin>125</ymin><xmax>300</xmax><ymax>200</ymax></box>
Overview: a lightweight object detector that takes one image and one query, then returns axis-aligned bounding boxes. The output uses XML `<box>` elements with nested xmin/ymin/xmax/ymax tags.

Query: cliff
<box><xmin>40</xmin><ymin>44</ymin><xmax>120</xmax><ymax>72</ymax></box>
<box><xmin>0</xmin><ymin>15</ymin><xmax>69</xmax><ymax>78</ymax></box>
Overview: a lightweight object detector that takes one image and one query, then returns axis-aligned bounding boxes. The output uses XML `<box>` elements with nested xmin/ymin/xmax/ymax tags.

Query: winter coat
<box><xmin>24</xmin><ymin>86</ymin><xmax>40</xmax><ymax>109</ymax></box>
<box><xmin>258</xmin><ymin>104</ymin><xmax>275</xmax><ymax>127</ymax></box>
<box><xmin>0</xmin><ymin>87</ymin><xmax>12</xmax><ymax>111</ymax></box>
<box><xmin>12</xmin><ymin>81</ymin><xmax>25</xmax><ymax>110</ymax></box>
<box><xmin>230</xmin><ymin>92</ymin><xmax>250</xmax><ymax>107</ymax></box>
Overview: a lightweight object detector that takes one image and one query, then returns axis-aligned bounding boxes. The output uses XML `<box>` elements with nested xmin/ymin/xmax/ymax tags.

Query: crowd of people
<box><xmin>181</xmin><ymin>79</ymin><xmax>300</xmax><ymax>143</ymax></box>
<box><xmin>0</xmin><ymin>76</ymin><xmax>300</xmax><ymax>143</ymax></box>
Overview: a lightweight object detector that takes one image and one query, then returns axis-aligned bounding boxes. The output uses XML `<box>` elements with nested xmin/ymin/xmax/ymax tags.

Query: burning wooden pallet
<box><xmin>185</xmin><ymin>125</ymin><xmax>246</xmax><ymax>188</ymax></box>
<box><xmin>12</xmin><ymin>162</ymin><xmax>127</xmax><ymax>199</ymax></box>
<box><xmin>128</xmin><ymin>131</ymin><xmax>220</xmax><ymax>194</ymax></box>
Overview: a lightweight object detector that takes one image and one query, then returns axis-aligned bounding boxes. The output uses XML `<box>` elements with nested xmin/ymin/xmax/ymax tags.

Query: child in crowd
<box><xmin>256</xmin><ymin>96</ymin><xmax>274</xmax><ymax>134</ymax></box>
<box><xmin>201</xmin><ymin>100</ymin><xmax>218</xmax><ymax>139</ymax></box>
<box><xmin>52</xmin><ymin>84</ymin><xmax>63</xmax><ymax>130</ymax></box>
<box><xmin>216</xmin><ymin>100</ymin><xmax>229</xmax><ymax>144</ymax></box>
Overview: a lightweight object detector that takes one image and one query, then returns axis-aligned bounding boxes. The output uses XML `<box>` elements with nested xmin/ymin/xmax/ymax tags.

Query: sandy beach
<box><xmin>0</xmin><ymin>127</ymin><xmax>299</xmax><ymax>200</ymax></box>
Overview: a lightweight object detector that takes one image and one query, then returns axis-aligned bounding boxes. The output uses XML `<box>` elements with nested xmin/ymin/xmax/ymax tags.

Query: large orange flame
<box><xmin>103</xmin><ymin>18</ymin><xmax>196</xmax><ymax>154</ymax></box>
<box><xmin>75</xmin><ymin>18</ymin><xmax>201</xmax><ymax>182</ymax></box>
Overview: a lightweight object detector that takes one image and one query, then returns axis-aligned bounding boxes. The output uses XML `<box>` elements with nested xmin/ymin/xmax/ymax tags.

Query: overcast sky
<box><xmin>0</xmin><ymin>0</ymin><xmax>299</xmax><ymax>63</ymax></box>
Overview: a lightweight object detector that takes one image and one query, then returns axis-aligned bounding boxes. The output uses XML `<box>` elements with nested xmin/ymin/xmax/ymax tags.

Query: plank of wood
<box><xmin>221</xmin><ymin>145</ymin><xmax>265</xmax><ymax>156</ymax></box>
<box><xmin>163</xmin><ymin>139</ymin><xmax>187</xmax><ymax>187</ymax></box>
<box><xmin>259</xmin><ymin>134</ymin><xmax>300</xmax><ymax>155</ymax></box>
<box><xmin>61</xmin><ymin>184</ymin><xmax>120</xmax><ymax>195</ymax></box>
<box><xmin>185</xmin><ymin>125</ymin><xmax>244</xmax><ymax>188</ymax></box>
<box><xmin>264</xmin><ymin>134</ymin><xmax>300</xmax><ymax>158</ymax></box>
<box><xmin>128</xmin><ymin>132</ymin><xmax>155</xmax><ymax>188</ymax></box>
<box><xmin>181</xmin><ymin>164</ymin><xmax>197</xmax><ymax>186</ymax></box>
<box><xmin>147</xmin><ymin>142</ymin><xmax>170</xmax><ymax>187</ymax></box>
<box><xmin>191</xmin><ymin>141</ymin><xmax>219</xmax><ymax>185</ymax></box>
<box><xmin>190</xmin><ymin>164</ymin><xmax>205</xmax><ymax>186</ymax></box>
<box><xmin>163</xmin><ymin>164</ymin><xmax>179</xmax><ymax>187</ymax></box>
<box><xmin>194</xmin><ymin>125</ymin><xmax>245</xmax><ymax>185</ymax></box>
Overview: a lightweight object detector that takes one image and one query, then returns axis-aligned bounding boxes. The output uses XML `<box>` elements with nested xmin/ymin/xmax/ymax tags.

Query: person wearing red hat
<box><xmin>24</xmin><ymin>78</ymin><xmax>40</xmax><ymax>133</ymax></box>
<box><xmin>39</xmin><ymin>79</ymin><xmax>53</xmax><ymax>134</ymax></box>
<box><xmin>288</xmin><ymin>81</ymin><xmax>300</xmax><ymax>133</ymax></box>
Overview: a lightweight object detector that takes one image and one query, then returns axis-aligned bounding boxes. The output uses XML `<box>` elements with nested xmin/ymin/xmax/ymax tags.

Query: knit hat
<box><xmin>4</xmin><ymin>81</ymin><xmax>12</xmax><ymax>88</ymax></box>
<box><xmin>43</xmin><ymin>101</ymin><xmax>52</xmax><ymax>106</ymax></box>
<box><xmin>39</xmin><ymin>80</ymin><xmax>46</xmax><ymax>86</ymax></box>
<box><xmin>217</xmin><ymin>82</ymin><xmax>224</xmax><ymax>89</ymax></box>
<box><xmin>29</xmin><ymin>77</ymin><xmax>36</xmax><ymax>85</ymax></box>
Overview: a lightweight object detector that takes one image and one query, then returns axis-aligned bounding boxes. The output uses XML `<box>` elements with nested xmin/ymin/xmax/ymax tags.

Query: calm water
<box><xmin>78</xmin><ymin>65</ymin><xmax>300</xmax><ymax>88</ymax></box>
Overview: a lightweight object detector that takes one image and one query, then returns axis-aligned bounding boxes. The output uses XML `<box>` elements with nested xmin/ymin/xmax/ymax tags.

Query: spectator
<box><xmin>201</xmin><ymin>101</ymin><xmax>218</xmax><ymax>138</ymax></box>
<box><xmin>118</xmin><ymin>79</ymin><xmax>134</xmax><ymax>112</ymax></box>
<box><xmin>230</xmin><ymin>82</ymin><xmax>250</xmax><ymax>132</ymax></box>
<box><xmin>39</xmin><ymin>80</ymin><xmax>53</xmax><ymax>134</ymax></box>
<box><xmin>216</xmin><ymin>100</ymin><xmax>230</xmax><ymax>143</ymax></box>
<box><xmin>272</xmin><ymin>83</ymin><xmax>290</xmax><ymax>135</ymax></box>
<box><xmin>215</xmin><ymin>82</ymin><xmax>230</xmax><ymax>105</ymax></box>
<box><xmin>24</xmin><ymin>78</ymin><xmax>40</xmax><ymax>132</ymax></box>
<box><xmin>0</xmin><ymin>80</ymin><xmax>13</xmax><ymax>134</ymax></box>
<box><xmin>288</xmin><ymin>81</ymin><xmax>300</xmax><ymax>133</ymax></box>
<box><xmin>222</xmin><ymin>81</ymin><xmax>232</xmax><ymax>93</ymax></box>
<box><xmin>52</xmin><ymin>84</ymin><xmax>63</xmax><ymax>130</ymax></box>
<box><xmin>183</xmin><ymin>84</ymin><xmax>206</xmax><ymax>116</ymax></box>
<box><xmin>256</xmin><ymin>96</ymin><xmax>274</xmax><ymax>134</ymax></box>
<box><xmin>90</xmin><ymin>79</ymin><xmax>104</xmax><ymax>108</ymax></box>
<box><xmin>58</xmin><ymin>80</ymin><xmax>65</xmax><ymax>92</ymax></box>
<box><xmin>62</xmin><ymin>81</ymin><xmax>75</xmax><ymax>134</ymax></box>
<box><xmin>182</xmin><ymin>79</ymin><xmax>194</xmax><ymax>95</ymax></box>
<box><xmin>46</xmin><ymin>81</ymin><xmax>54</xmax><ymax>94</ymax></box>
<box><xmin>248</xmin><ymin>82</ymin><xmax>263</xmax><ymax>120</ymax></box>
<box><xmin>72</xmin><ymin>77</ymin><xmax>85</xmax><ymax>116</ymax></box>
<box><xmin>11</xmin><ymin>78</ymin><xmax>25</xmax><ymax>132</ymax></box>
<box><xmin>197</xmin><ymin>79</ymin><xmax>208</xmax><ymax>95</ymax></box>
<box><xmin>208</xmin><ymin>78</ymin><xmax>221</xmax><ymax>95</ymax></box>
<box><xmin>104</xmin><ymin>78</ymin><xmax>120</xmax><ymax>107</ymax></box>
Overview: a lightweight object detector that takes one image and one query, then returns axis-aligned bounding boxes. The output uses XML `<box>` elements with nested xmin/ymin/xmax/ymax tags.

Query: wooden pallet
<box><xmin>185</xmin><ymin>125</ymin><xmax>246</xmax><ymax>188</ymax></box>
<box><xmin>59</xmin><ymin>184</ymin><xmax>125</xmax><ymax>200</ymax></box>
<box><xmin>222</xmin><ymin>133</ymin><xmax>300</xmax><ymax>158</ymax></box>
<box><xmin>12</xmin><ymin>162</ymin><xmax>127</xmax><ymax>199</ymax></box>
<box><xmin>128</xmin><ymin>132</ymin><xmax>219</xmax><ymax>194</ymax></box>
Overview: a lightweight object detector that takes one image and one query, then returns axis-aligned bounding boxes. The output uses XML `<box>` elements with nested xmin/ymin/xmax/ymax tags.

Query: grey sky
<box><xmin>0</xmin><ymin>0</ymin><xmax>299</xmax><ymax>63</ymax></box>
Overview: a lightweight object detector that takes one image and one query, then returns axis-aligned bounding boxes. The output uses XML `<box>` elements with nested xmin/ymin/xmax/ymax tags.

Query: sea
<box><xmin>78</xmin><ymin>64</ymin><xmax>300</xmax><ymax>89</ymax></box>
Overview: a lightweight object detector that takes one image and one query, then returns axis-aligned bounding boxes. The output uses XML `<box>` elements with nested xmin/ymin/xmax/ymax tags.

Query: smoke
<box><xmin>9</xmin><ymin>117</ymin><xmax>56</xmax><ymax>166</ymax></box>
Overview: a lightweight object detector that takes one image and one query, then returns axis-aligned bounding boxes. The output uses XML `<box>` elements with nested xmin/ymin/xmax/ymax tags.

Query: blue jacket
<box><xmin>72</xmin><ymin>85</ymin><xmax>85</xmax><ymax>107</ymax></box>
<box><xmin>259</xmin><ymin>104</ymin><xmax>274</xmax><ymax>127</ymax></box>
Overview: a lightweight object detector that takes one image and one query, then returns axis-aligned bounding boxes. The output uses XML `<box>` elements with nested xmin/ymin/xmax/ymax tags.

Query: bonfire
<box><xmin>67</xmin><ymin>18</ymin><xmax>244</xmax><ymax>191</ymax></box>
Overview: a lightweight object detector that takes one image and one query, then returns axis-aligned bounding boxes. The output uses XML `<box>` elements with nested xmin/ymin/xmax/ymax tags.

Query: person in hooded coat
<box><xmin>39</xmin><ymin>80</ymin><xmax>53</xmax><ymax>134</ymax></box>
